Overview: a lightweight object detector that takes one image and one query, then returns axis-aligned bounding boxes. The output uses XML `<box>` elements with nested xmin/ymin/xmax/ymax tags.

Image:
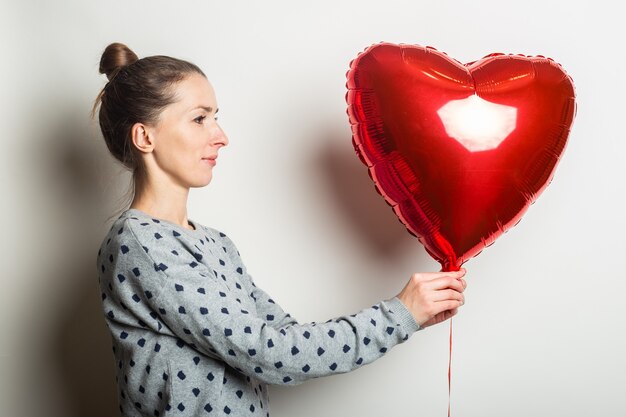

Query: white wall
<box><xmin>2</xmin><ymin>1</ymin><xmax>624</xmax><ymax>416</ymax></box>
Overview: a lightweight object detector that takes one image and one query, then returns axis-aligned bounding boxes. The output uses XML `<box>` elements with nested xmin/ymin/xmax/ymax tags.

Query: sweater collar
<box><xmin>123</xmin><ymin>208</ymin><xmax>207</xmax><ymax>239</ymax></box>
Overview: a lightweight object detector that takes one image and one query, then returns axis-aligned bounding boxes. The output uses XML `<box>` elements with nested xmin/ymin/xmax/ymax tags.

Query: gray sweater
<box><xmin>96</xmin><ymin>208</ymin><xmax>421</xmax><ymax>417</ymax></box>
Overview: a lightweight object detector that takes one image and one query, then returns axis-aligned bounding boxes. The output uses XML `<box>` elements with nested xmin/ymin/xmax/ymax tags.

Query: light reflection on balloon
<box><xmin>437</xmin><ymin>95</ymin><xmax>517</xmax><ymax>152</ymax></box>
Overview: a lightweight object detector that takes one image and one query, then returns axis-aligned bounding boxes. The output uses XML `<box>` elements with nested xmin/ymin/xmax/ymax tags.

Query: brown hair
<box><xmin>91</xmin><ymin>42</ymin><xmax>206</xmax><ymax>222</ymax></box>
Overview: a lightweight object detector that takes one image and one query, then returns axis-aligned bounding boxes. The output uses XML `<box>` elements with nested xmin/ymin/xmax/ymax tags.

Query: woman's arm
<box><xmin>104</xmin><ymin>219</ymin><xmax>421</xmax><ymax>386</ymax></box>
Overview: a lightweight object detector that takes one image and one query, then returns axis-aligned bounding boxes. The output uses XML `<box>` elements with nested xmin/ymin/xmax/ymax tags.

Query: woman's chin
<box><xmin>191</xmin><ymin>173</ymin><xmax>213</xmax><ymax>188</ymax></box>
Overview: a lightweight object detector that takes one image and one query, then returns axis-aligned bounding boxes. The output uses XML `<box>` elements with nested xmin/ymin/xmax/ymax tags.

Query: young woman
<box><xmin>92</xmin><ymin>42</ymin><xmax>467</xmax><ymax>417</ymax></box>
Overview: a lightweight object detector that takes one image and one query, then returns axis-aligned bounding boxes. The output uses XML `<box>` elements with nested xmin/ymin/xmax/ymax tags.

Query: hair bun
<box><xmin>98</xmin><ymin>42</ymin><xmax>139</xmax><ymax>81</ymax></box>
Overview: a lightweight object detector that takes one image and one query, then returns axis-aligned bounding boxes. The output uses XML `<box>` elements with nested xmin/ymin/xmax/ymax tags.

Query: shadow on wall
<box><xmin>269</xmin><ymin>126</ymin><xmax>433</xmax><ymax>415</ymax></box>
<box><xmin>35</xmin><ymin>107</ymin><xmax>123</xmax><ymax>417</ymax></box>
<box><xmin>52</xmin><ymin>256</ymin><xmax>120</xmax><ymax>417</ymax></box>
<box><xmin>312</xmin><ymin>127</ymin><xmax>428</xmax><ymax>265</ymax></box>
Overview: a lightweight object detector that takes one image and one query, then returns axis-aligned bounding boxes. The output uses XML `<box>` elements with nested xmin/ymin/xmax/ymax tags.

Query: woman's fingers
<box><xmin>433</xmin><ymin>299</ymin><xmax>464</xmax><ymax>315</ymax></box>
<box><xmin>398</xmin><ymin>268</ymin><xmax>468</xmax><ymax>328</ymax></box>
<box><xmin>423</xmin><ymin>306</ymin><xmax>459</xmax><ymax>327</ymax></box>
<box><xmin>430</xmin><ymin>288</ymin><xmax>465</xmax><ymax>304</ymax></box>
<box><xmin>413</xmin><ymin>268</ymin><xmax>466</xmax><ymax>282</ymax></box>
<box><xmin>422</xmin><ymin>275</ymin><xmax>465</xmax><ymax>293</ymax></box>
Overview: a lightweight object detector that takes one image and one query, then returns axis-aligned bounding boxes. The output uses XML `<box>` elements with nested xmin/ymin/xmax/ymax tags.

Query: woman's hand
<box><xmin>396</xmin><ymin>269</ymin><xmax>467</xmax><ymax>328</ymax></box>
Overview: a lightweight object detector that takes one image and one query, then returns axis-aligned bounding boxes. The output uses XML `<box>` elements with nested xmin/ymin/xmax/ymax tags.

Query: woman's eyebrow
<box><xmin>189</xmin><ymin>105</ymin><xmax>217</xmax><ymax>113</ymax></box>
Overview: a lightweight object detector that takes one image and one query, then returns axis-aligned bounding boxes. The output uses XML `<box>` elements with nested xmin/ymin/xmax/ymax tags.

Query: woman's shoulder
<box><xmin>95</xmin><ymin>209</ymin><xmax>244</xmax><ymax>283</ymax></box>
<box><xmin>96</xmin><ymin>208</ymin><xmax>236</xmax><ymax>261</ymax></box>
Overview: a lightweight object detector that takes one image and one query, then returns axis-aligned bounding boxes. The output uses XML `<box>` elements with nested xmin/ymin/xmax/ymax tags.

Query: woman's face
<box><xmin>146</xmin><ymin>73</ymin><xmax>228</xmax><ymax>188</ymax></box>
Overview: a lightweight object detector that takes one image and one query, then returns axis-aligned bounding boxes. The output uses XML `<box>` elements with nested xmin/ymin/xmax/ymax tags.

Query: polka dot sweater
<box><xmin>96</xmin><ymin>208</ymin><xmax>422</xmax><ymax>417</ymax></box>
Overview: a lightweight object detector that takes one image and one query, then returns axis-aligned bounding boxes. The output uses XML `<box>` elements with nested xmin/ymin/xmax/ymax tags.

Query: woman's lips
<box><xmin>202</xmin><ymin>157</ymin><xmax>216</xmax><ymax>166</ymax></box>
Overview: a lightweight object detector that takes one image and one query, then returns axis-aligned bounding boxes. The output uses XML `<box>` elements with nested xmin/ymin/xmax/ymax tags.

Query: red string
<box><xmin>447</xmin><ymin>317</ymin><xmax>453</xmax><ymax>417</ymax></box>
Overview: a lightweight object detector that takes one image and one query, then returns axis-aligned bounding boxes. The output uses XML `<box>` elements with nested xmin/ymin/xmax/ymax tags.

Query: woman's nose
<box><xmin>213</xmin><ymin>125</ymin><xmax>229</xmax><ymax>147</ymax></box>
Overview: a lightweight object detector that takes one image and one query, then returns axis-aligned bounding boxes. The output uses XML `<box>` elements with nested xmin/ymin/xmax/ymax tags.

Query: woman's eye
<box><xmin>194</xmin><ymin>115</ymin><xmax>207</xmax><ymax>124</ymax></box>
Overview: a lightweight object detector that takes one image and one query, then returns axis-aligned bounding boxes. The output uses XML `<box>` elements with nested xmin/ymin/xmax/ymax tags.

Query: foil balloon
<box><xmin>346</xmin><ymin>42</ymin><xmax>576</xmax><ymax>271</ymax></box>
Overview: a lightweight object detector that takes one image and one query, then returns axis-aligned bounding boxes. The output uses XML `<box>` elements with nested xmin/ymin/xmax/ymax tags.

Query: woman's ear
<box><xmin>131</xmin><ymin>122</ymin><xmax>154</xmax><ymax>153</ymax></box>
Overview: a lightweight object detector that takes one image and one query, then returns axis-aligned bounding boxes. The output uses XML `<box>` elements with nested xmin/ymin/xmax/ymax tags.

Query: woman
<box><xmin>93</xmin><ymin>42</ymin><xmax>466</xmax><ymax>417</ymax></box>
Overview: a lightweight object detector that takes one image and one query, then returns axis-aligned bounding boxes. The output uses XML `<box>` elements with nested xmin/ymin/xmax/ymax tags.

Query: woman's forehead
<box><xmin>174</xmin><ymin>75</ymin><xmax>217</xmax><ymax>112</ymax></box>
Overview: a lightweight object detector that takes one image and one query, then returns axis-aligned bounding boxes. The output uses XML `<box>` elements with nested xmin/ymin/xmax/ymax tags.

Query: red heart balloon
<box><xmin>346</xmin><ymin>43</ymin><xmax>576</xmax><ymax>271</ymax></box>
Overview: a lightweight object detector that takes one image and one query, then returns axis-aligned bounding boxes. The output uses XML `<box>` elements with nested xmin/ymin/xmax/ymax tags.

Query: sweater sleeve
<box><xmin>219</xmin><ymin>233</ymin><xmax>298</xmax><ymax>330</ymax></box>
<box><xmin>115</xmin><ymin>220</ymin><xmax>421</xmax><ymax>386</ymax></box>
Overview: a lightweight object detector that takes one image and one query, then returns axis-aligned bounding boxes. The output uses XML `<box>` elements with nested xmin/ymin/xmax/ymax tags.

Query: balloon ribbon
<box><xmin>448</xmin><ymin>318</ymin><xmax>453</xmax><ymax>417</ymax></box>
